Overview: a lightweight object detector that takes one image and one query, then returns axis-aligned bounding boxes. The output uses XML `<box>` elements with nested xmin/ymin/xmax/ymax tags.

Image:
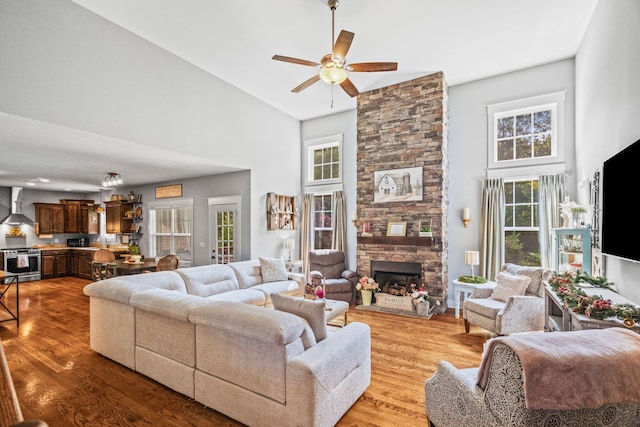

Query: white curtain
<box><xmin>332</xmin><ymin>191</ymin><xmax>346</xmax><ymax>252</ymax></box>
<box><xmin>481</xmin><ymin>178</ymin><xmax>505</xmax><ymax>280</ymax></box>
<box><xmin>538</xmin><ymin>174</ymin><xmax>566</xmax><ymax>268</ymax></box>
<box><xmin>301</xmin><ymin>194</ymin><xmax>313</xmax><ymax>280</ymax></box>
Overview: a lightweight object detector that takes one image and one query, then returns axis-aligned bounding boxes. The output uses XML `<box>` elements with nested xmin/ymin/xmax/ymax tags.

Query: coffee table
<box><xmin>324</xmin><ymin>299</ymin><xmax>349</xmax><ymax>327</ymax></box>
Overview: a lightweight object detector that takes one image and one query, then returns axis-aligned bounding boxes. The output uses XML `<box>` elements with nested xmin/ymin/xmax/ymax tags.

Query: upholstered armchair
<box><xmin>463</xmin><ymin>263</ymin><xmax>554</xmax><ymax>336</ymax></box>
<box><xmin>308</xmin><ymin>249</ymin><xmax>357</xmax><ymax>303</ymax></box>
<box><xmin>425</xmin><ymin>328</ymin><xmax>640</xmax><ymax>427</ymax></box>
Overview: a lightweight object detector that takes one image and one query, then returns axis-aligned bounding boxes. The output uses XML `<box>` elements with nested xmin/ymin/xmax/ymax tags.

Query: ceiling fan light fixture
<box><xmin>319</xmin><ymin>66</ymin><xmax>347</xmax><ymax>85</ymax></box>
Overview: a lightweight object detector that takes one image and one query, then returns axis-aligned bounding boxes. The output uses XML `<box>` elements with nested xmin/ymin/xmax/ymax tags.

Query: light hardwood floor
<box><xmin>0</xmin><ymin>277</ymin><xmax>493</xmax><ymax>426</ymax></box>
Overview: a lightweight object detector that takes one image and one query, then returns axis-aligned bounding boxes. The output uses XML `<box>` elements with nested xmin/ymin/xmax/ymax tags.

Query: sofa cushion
<box><xmin>205</xmin><ymin>288</ymin><xmax>266</xmax><ymax>305</ymax></box>
<box><xmin>259</xmin><ymin>257</ymin><xmax>288</xmax><ymax>282</ymax></box>
<box><xmin>464</xmin><ymin>298</ymin><xmax>504</xmax><ymax>319</ymax></box>
<box><xmin>176</xmin><ymin>264</ymin><xmax>240</xmax><ymax>297</ymax></box>
<box><xmin>228</xmin><ymin>259</ymin><xmax>263</xmax><ymax>289</ymax></box>
<box><xmin>83</xmin><ymin>271</ymin><xmax>187</xmax><ymax>304</ymax></box>
<box><xmin>271</xmin><ymin>293</ymin><xmax>328</xmax><ymax>342</ymax></box>
<box><xmin>490</xmin><ymin>272</ymin><xmax>531</xmax><ymax>302</ymax></box>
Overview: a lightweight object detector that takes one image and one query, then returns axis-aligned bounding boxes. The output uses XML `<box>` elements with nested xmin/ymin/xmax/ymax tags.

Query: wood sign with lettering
<box><xmin>155</xmin><ymin>184</ymin><xmax>182</xmax><ymax>199</ymax></box>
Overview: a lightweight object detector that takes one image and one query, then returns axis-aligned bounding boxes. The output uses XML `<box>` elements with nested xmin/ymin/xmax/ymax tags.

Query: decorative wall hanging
<box><xmin>267</xmin><ymin>192</ymin><xmax>299</xmax><ymax>230</ymax></box>
<box><xmin>374</xmin><ymin>167</ymin><xmax>423</xmax><ymax>203</ymax></box>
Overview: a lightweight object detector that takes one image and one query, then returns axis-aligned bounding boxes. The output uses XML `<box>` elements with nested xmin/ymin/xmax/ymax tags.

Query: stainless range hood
<box><xmin>2</xmin><ymin>187</ymin><xmax>35</xmax><ymax>225</ymax></box>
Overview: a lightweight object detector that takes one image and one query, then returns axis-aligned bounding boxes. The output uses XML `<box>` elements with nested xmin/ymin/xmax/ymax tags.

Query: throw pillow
<box><xmin>259</xmin><ymin>257</ymin><xmax>288</xmax><ymax>283</ymax></box>
<box><xmin>490</xmin><ymin>272</ymin><xmax>532</xmax><ymax>302</ymax></box>
<box><xmin>270</xmin><ymin>293</ymin><xmax>328</xmax><ymax>342</ymax></box>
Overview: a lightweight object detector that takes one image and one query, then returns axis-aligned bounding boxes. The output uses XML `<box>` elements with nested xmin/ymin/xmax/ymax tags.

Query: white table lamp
<box><xmin>465</xmin><ymin>250</ymin><xmax>479</xmax><ymax>277</ymax></box>
<box><xmin>284</xmin><ymin>239</ymin><xmax>295</xmax><ymax>262</ymax></box>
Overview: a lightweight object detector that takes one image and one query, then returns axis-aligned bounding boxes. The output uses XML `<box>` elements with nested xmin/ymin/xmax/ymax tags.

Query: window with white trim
<box><xmin>148</xmin><ymin>198</ymin><xmax>193</xmax><ymax>267</ymax></box>
<box><xmin>488</xmin><ymin>92</ymin><xmax>565</xmax><ymax>170</ymax></box>
<box><xmin>504</xmin><ymin>178</ymin><xmax>541</xmax><ymax>266</ymax></box>
<box><xmin>304</xmin><ymin>135</ymin><xmax>343</xmax><ymax>186</ymax></box>
<box><xmin>313</xmin><ymin>193</ymin><xmax>333</xmax><ymax>249</ymax></box>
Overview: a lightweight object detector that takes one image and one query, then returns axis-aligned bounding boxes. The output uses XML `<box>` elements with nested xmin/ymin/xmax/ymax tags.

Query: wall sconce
<box><xmin>462</xmin><ymin>208</ymin><xmax>470</xmax><ymax>227</ymax></box>
<box><xmin>465</xmin><ymin>250</ymin><xmax>479</xmax><ymax>277</ymax></box>
<box><xmin>352</xmin><ymin>211</ymin><xmax>358</xmax><ymax>226</ymax></box>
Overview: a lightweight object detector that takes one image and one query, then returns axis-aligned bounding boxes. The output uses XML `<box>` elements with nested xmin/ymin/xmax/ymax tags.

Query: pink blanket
<box><xmin>476</xmin><ymin>328</ymin><xmax>640</xmax><ymax>410</ymax></box>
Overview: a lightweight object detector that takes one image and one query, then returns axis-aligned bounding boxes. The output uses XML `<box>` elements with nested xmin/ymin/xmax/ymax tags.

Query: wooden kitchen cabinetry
<box><xmin>61</xmin><ymin>199</ymin><xmax>95</xmax><ymax>233</ymax></box>
<box><xmin>41</xmin><ymin>249</ymin><xmax>69</xmax><ymax>279</ymax></box>
<box><xmin>105</xmin><ymin>201</ymin><xmax>133</xmax><ymax>234</ymax></box>
<box><xmin>34</xmin><ymin>203</ymin><xmax>64</xmax><ymax>234</ymax></box>
<box><xmin>69</xmin><ymin>250</ymin><xmax>93</xmax><ymax>280</ymax></box>
<box><xmin>81</xmin><ymin>205</ymin><xmax>100</xmax><ymax>234</ymax></box>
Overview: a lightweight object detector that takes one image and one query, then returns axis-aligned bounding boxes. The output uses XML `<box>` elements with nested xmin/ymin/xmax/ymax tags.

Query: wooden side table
<box><xmin>452</xmin><ymin>279</ymin><xmax>497</xmax><ymax>319</ymax></box>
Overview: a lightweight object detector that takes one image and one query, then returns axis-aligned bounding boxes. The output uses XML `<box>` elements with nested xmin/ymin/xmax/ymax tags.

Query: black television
<box><xmin>601</xmin><ymin>138</ymin><xmax>640</xmax><ymax>262</ymax></box>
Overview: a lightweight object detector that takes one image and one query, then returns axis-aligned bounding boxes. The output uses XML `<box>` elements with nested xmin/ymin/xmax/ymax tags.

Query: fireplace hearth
<box><xmin>372</xmin><ymin>261</ymin><xmax>421</xmax><ymax>296</ymax></box>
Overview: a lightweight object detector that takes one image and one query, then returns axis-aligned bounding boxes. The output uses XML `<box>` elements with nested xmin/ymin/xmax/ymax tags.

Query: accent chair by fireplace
<box><xmin>309</xmin><ymin>250</ymin><xmax>357</xmax><ymax>303</ymax></box>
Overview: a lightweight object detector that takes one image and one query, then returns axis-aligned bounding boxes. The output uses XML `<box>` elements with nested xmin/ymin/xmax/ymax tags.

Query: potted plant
<box><xmin>419</xmin><ymin>219</ymin><xmax>433</xmax><ymax>237</ymax></box>
<box><xmin>128</xmin><ymin>243</ymin><xmax>141</xmax><ymax>263</ymax></box>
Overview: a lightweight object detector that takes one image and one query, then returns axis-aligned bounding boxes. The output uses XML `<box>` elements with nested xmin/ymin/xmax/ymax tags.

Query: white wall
<box><xmin>575</xmin><ymin>0</ymin><xmax>640</xmax><ymax>302</ymax></box>
<box><xmin>0</xmin><ymin>0</ymin><xmax>300</xmax><ymax>258</ymax></box>
<box><xmin>300</xmin><ymin>110</ymin><xmax>358</xmax><ymax>270</ymax></box>
<box><xmin>443</xmin><ymin>60</ymin><xmax>576</xmax><ymax>306</ymax></box>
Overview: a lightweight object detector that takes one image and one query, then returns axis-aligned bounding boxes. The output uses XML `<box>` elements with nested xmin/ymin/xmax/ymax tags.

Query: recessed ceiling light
<box><xmin>64</xmin><ymin>188</ymin><xmax>72</xmax><ymax>191</ymax></box>
<box><xmin>26</xmin><ymin>182</ymin><xmax>36</xmax><ymax>186</ymax></box>
<box><xmin>36</xmin><ymin>178</ymin><xmax>50</xmax><ymax>183</ymax></box>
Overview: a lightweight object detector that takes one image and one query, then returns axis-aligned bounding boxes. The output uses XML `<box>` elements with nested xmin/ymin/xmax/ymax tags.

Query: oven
<box><xmin>1</xmin><ymin>248</ymin><xmax>41</xmax><ymax>281</ymax></box>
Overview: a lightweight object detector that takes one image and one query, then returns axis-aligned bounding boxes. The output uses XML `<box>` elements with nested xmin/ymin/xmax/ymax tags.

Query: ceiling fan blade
<box><xmin>332</xmin><ymin>30</ymin><xmax>354</xmax><ymax>62</ymax></box>
<box><xmin>348</xmin><ymin>62</ymin><xmax>398</xmax><ymax>72</ymax></box>
<box><xmin>272</xmin><ymin>55</ymin><xmax>319</xmax><ymax>67</ymax></box>
<box><xmin>340</xmin><ymin>77</ymin><xmax>359</xmax><ymax>97</ymax></box>
<box><xmin>292</xmin><ymin>74</ymin><xmax>321</xmax><ymax>93</ymax></box>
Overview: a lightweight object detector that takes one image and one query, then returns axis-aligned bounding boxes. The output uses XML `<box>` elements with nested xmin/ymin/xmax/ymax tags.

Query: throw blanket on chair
<box><xmin>476</xmin><ymin>328</ymin><xmax>640</xmax><ymax>410</ymax></box>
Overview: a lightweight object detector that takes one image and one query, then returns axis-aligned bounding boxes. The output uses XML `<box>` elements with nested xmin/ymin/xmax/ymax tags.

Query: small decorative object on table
<box><xmin>356</xmin><ymin>276</ymin><xmax>379</xmax><ymax>306</ymax></box>
<box><xmin>409</xmin><ymin>283</ymin><xmax>430</xmax><ymax>316</ymax></box>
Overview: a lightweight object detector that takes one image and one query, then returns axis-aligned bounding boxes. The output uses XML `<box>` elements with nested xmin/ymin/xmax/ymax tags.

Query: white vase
<box><xmin>361</xmin><ymin>290</ymin><xmax>373</xmax><ymax>306</ymax></box>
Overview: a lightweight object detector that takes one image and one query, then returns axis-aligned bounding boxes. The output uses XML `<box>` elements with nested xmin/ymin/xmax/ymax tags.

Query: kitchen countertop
<box><xmin>35</xmin><ymin>245</ymin><xmax>129</xmax><ymax>252</ymax></box>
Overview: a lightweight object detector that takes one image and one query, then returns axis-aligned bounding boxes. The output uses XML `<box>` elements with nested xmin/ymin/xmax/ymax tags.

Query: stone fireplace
<box><xmin>356</xmin><ymin>72</ymin><xmax>449</xmax><ymax>312</ymax></box>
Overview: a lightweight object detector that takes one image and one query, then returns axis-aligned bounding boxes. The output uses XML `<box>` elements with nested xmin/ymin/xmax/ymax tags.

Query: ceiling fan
<box><xmin>272</xmin><ymin>0</ymin><xmax>398</xmax><ymax>98</ymax></box>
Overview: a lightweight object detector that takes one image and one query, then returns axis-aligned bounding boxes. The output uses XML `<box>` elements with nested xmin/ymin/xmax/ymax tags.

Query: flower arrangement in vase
<box><xmin>356</xmin><ymin>277</ymin><xmax>379</xmax><ymax>306</ymax></box>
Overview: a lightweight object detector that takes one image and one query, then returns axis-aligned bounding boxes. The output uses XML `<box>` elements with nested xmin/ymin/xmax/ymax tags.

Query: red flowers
<box><xmin>592</xmin><ymin>299</ymin><xmax>611</xmax><ymax>310</ymax></box>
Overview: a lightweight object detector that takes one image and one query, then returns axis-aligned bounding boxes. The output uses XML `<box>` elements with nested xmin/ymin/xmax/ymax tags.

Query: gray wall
<box><xmin>575</xmin><ymin>0</ymin><xmax>640</xmax><ymax>302</ymax></box>
<box><xmin>0</xmin><ymin>0</ymin><xmax>301</xmax><ymax>259</ymax></box>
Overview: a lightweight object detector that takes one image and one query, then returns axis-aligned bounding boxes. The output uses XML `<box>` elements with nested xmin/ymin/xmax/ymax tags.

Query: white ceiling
<box><xmin>0</xmin><ymin>0</ymin><xmax>598</xmax><ymax>193</ymax></box>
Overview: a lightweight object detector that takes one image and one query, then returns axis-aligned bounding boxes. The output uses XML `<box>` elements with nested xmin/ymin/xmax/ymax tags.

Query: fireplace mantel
<box><xmin>357</xmin><ymin>236</ymin><xmax>434</xmax><ymax>246</ymax></box>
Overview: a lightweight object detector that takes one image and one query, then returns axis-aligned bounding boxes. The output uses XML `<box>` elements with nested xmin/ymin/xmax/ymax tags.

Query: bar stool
<box><xmin>91</xmin><ymin>249</ymin><xmax>118</xmax><ymax>281</ymax></box>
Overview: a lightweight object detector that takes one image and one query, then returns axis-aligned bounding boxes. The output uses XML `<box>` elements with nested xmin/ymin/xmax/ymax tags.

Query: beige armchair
<box><xmin>308</xmin><ymin>249</ymin><xmax>357</xmax><ymax>303</ymax></box>
<box><xmin>425</xmin><ymin>328</ymin><xmax>640</xmax><ymax>427</ymax></box>
<box><xmin>463</xmin><ymin>263</ymin><xmax>553</xmax><ymax>336</ymax></box>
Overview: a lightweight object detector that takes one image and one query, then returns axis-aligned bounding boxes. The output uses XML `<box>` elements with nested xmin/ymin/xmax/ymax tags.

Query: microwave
<box><xmin>67</xmin><ymin>237</ymin><xmax>90</xmax><ymax>247</ymax></box>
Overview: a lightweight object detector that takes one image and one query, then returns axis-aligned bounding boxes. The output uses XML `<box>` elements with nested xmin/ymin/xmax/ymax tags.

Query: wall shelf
<box><xmin>266</xmin><ymin>192</ymin><xmax>298</xmax><ymax>230</ymax></box>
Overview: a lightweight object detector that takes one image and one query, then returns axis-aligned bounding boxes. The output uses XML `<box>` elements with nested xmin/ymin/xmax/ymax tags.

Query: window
<box><xmin>313</xmin><ymin>193</ymin><xmax>333</xmax><ymax>249</ymax></box>
<box><xmin>488</xmin><ymin>92</ymin><xmax>565</xmax><ymax>170</ymax></box>
<box><xmin>304</xmin><ymin>135</ymin><xmax>343</xmax><ymax>186</ymax></box>
<box><xmin>148</xmin><ymin>198</ymin><xmax>193</xmax><ymax>267</ymax></box>
<box><xmin>504</xmin><ymin>178</ymin><xmax>540</xmax><ymax>266</ymax></box>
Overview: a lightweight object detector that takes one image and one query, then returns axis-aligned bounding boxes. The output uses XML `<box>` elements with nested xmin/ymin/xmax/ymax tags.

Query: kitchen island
<box><xmin>37</xmin><ymin>245</ymin><xmax>129</xmax><ymax>280</ymax></box>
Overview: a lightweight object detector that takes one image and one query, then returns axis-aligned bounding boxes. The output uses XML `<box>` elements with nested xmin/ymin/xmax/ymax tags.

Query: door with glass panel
<box><xmin>210</xmin><ymin>203</ymin><xmax>238</xmax><ymax>264</ymax></box>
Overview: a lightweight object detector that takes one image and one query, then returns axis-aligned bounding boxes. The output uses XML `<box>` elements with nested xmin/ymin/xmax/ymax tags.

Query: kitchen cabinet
<box><xmin>35</xmin><ymin>203</ymin><xmax>64</xmax><ymax>234</ymax></box>
<box><xmin>81</xmin><ymin>205</ymin><xmax>100</xmax><ymax>234</ymax></box>
<box><xmin>105</xmin><ymin>201</ymin><xmax>133</xmax><ymax>234</ymax></box>
<box><xmin>70</xmin><ymin>250</ymin><xmax>93</xmax><ymax>280</ymax></box>
<box><xmin>41</xmin><ymin>249</ymin><xmax>69</xmax><ymax>278</ymax></box>
<box><xmin>59</xmin><ymin>199</ymin><xmax>97</xmax><ymax>233</ymax></box>
<box><xmin>552</xmin><ymin>228</ymin><xmax>591</xmax><ymax>275</ymax></box>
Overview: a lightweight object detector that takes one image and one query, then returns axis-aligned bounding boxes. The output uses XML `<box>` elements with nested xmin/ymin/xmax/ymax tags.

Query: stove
<box><xmin>1</xmin><ymin>248</ymin><xmax>41</xmax><ymax>281</ymax></box>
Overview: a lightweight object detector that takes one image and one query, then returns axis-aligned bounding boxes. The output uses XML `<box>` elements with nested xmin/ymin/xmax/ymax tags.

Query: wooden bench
<box><xmin>1</xmin><ymin>341</ymin><xmax>48</xmax><ymax>427</ymax></box>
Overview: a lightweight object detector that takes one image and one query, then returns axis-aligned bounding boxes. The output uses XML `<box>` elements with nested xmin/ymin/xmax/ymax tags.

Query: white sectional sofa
<box><xmin>83</xmin><ymin>258</ymin><xmax>371</xmax><ymax>427</ymax></box>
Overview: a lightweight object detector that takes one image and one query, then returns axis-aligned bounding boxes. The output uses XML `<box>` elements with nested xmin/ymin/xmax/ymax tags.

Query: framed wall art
<box><xmin>374</xmin><ymin>167</ymin><xmax>423</xmax><ymax>203</ymax></box>
<box><xmin>386</xmin><ymin>221</ymin><xmax>407</xmax><ymax>237</ymax></box>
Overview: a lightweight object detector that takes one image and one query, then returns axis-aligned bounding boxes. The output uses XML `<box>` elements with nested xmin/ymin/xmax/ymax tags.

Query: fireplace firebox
<box><xmin>371</xmin><ymin>261</ymin><xmax>422</xmax><ymax>296</ymax></box>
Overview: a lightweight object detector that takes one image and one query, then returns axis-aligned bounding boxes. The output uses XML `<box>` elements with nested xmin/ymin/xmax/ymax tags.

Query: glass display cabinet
<box><xmin>552</xmin><ymin>228</ymin><xmax>591</xmax><ymax>275</ymax></box>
